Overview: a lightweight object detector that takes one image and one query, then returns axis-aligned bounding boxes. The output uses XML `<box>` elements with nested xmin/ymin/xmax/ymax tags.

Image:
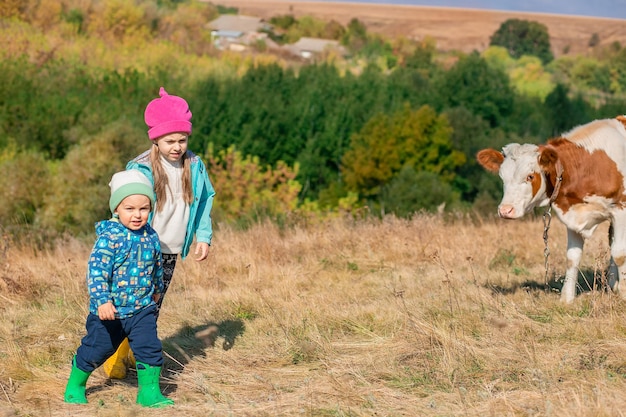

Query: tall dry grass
<box><xmin>1</xmin><ymin>214</ymin><xmax>626</xmax><ymax>416</ymax></box>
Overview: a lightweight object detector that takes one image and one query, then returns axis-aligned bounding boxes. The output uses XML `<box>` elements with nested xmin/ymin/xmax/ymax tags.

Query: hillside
<box><xmin>210</xmin><ymin>0</ymin><xmax>626</xmax><ymax>57</ymax></box>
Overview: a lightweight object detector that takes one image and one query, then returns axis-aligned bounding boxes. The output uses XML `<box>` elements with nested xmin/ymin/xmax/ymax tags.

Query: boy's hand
<box><xmin>194</xmin><ymin>242</ymin><xmax>210</xmax><ymax>261</ymax></box>
<box><xmin>153</xmin><ymin>293</ymin><xmax>161</xmax><ymax>303</ymax></box>
<box><xmin>98</xmin><ymin>301</ymin><xmax>117</xmax><ymax>320</ymax></box>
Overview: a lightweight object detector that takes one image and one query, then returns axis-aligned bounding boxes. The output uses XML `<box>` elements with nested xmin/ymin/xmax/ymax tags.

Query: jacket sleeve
<box><xmin>86</xmin><ymin>234</ymin><xmax>117</xmax><ymax>308</ymax></box>
<box><xmin>194</xmin><ymin>159</ymin><xmax>215</xmax><ymax>245</ymax></box>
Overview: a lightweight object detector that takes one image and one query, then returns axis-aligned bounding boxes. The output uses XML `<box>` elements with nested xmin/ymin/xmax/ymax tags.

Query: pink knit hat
<box><xmin>144</xmin><ymin>87</ymin><xmax>192</xmax><ymax>140</ymax></box>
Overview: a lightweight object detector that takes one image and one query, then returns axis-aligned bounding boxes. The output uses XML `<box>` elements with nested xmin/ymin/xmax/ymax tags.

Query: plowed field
<box><xmin>211</xmin><ymin>0</ymin><xmax>626</xmax><ymax>57</ymax></box>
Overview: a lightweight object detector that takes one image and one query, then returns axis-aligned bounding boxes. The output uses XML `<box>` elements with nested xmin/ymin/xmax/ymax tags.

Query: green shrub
<box><xmin>39</xmin><ymin>122</ymin><xmax>142</xmax><ymax>234</ymax></box>
<box><xmin>379</xmin><ymin>167</ymin><xmax>460</xmax><ymax>217</ymax></box>
<box><xmin>0</xmin><ymin>146</ymin><xmax>50</xmax><ymax>227</ymax></box>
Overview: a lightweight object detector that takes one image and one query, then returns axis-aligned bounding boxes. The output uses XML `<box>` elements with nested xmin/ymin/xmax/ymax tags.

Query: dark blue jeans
<box><xmin>75</xmin><ymin>304</ymin><xmax>163</xmax><ymax>372</ymax></box>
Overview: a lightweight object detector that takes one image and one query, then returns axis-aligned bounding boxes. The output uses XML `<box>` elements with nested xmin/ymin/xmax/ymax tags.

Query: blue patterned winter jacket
<box><xmin>87</xmin><ymin>219</ymin><xmax>164</xmax><ymax>319</ymax></box>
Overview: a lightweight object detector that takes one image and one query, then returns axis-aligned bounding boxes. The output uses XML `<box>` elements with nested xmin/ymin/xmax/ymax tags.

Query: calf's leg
<box><xmin>561</xmin><ymin>229</ymin><xmax>584</xmax><ymax>303</ymax></box>
<box><xmin>608</xmin><ymin>214</ymin><xmax>626</xmax><ymax>298</ymax></box>
<box><xmin>607</xmin><ymin>224</ymin><xmax>619</xmax><ymax>291</ymax></box>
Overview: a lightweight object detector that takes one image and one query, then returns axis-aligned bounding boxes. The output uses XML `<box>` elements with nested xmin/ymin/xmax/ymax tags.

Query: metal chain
<box><xmin>542</xmin><ymin>159</ymin><xmax>563</xmax><ymax>291</ymax></box>
<box><xmin>542</xmin><ymin>206</ymin><xmax>552</xmax><ymax>289</ymax></box>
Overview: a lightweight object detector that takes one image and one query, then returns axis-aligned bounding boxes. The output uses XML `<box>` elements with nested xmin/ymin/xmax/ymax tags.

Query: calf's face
<box><xmin>477</xmin><ymin>143</ymin><xmax>549</xmax><ymax>219</ymax></box>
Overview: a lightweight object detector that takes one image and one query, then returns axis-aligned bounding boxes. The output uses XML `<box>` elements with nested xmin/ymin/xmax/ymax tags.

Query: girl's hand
<box><xmin>194</xmin><ymin>242</ymin><xmax>210</xmax><ymax>261</ymax></box>
<box><xmin>153</xmin><ymin>293</ymin><xmax>161</xmax><ymax>303</ymax></box>
<box><xmin>98</xmin><ymin>301</ymin><xmax>117</xmax><ymax>321</ymax></box>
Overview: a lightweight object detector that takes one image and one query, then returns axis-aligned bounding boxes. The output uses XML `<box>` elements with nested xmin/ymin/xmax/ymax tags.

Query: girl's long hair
<box><xmin>150</xmin><ymin>144</ymin><xmax>193</xmax><ymax>212</ymax></box>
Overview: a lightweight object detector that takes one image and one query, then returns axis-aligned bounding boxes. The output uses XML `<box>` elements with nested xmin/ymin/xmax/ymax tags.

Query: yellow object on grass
<box><xmin>102</xmin><ymin>338</ymin><xmax>135</xmax><ymax>379</ymax></box>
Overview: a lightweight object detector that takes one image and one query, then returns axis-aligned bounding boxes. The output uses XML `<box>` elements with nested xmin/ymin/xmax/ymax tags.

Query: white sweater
<box><xmin>151</xmin><ymin>156</ymin><xmax>190</xmax><ymax>254</ymax></box>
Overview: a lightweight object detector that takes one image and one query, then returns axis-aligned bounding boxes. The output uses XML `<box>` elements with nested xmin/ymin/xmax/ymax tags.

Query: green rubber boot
<box><xmin>136</xmin><ymin>361</ymin><xmax>174</xmax><ymax>408</ymax></box>
<box><xmin>64</xmin><ymin>356</ymin><xmax>92</xmax><ymax>404</ymax></box>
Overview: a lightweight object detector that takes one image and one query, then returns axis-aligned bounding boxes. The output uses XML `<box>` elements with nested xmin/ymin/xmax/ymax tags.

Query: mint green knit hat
<box><xmin>108</xmin><ymin>170</ymin><xmax>155</xmax><ymax>214</ymax></box>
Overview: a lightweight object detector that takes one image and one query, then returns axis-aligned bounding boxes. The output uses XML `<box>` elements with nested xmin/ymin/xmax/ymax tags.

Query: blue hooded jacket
<box><xmin>126</xmin><ymin>149</ymin><xmax>215</xmax><ymax>259</ymax></box>
<box><xmin>87</xmin><ymin>219</ymin><xmax>164</xmax><ymax>319</ymax></box>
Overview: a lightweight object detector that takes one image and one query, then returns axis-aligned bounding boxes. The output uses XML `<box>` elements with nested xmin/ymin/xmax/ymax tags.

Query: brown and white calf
<box><xmin>477</xmin><ymin>116</ymin><xmax>626</xmax><ymax>303</ymax></box>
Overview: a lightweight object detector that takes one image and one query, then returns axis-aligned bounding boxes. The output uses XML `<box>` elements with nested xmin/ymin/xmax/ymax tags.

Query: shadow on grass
<box><xmin>485</xmin><ymin>268</ymin><xmax>612</xmax><ymax>298</ymax></box>
<box><xmin>161</xmin><ymin>319</ymin><xmax>246</xmax><ymax>375</ymax></box>
<box><xmin>92</xmin><ymin>319</ymin><xmax>245</xmax><ymax>399</ymax></box>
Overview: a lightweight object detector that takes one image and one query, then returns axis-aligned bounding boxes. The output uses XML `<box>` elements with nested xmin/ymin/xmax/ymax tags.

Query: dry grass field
<box><xmin>213</xmin><ymin>0</ymin><xmax>626</xmax><ymax>57</ymax></box>
<box><xmin>3</xmin><ymin>214</ymin><xmax>626</xmax><ymax>416</ymax></box>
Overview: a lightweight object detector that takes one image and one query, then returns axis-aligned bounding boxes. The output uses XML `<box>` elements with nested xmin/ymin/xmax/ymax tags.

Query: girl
<box><xmin>103</xmin><ymin>87</ymin><xmax>215</xmax><ymax>379</ymax></box>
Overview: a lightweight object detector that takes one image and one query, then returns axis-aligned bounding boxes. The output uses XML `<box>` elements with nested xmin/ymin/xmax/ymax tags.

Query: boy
<box><xmin>64</xmin><ymin>169</ymin><xmax>173</xmax><ymax>408</ymax></box>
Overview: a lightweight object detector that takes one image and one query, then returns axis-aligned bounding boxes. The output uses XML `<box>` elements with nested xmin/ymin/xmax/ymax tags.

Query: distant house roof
<box><xmin>207</xmin><ymin>14</ymin><xmax>269</xmax><ymax>33</ymax></box>
<box><xmin>212</xmin><ymin>30</ymin><xmax>243</xmax><ymax>39</ymax></box>
<box><xmin>292</xmin><ymin>37</ymin><xmax>341</xmax><ymax>53</ymax></box>
<box><xmin>289</xmin><ymin>37</ymin><xmax>345</xmax><ymax>59</ymax></box>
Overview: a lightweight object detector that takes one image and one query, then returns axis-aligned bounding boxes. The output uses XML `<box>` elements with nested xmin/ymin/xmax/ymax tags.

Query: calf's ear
<box><xmin>476</xmin><ymin>149</ymin><xmax>504</xmax><ymax>173</ymax></box>
<box><xmin>538</xmin><ymin>147</ymin><xmax>558</xmax><ymax>171</ymax></box>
